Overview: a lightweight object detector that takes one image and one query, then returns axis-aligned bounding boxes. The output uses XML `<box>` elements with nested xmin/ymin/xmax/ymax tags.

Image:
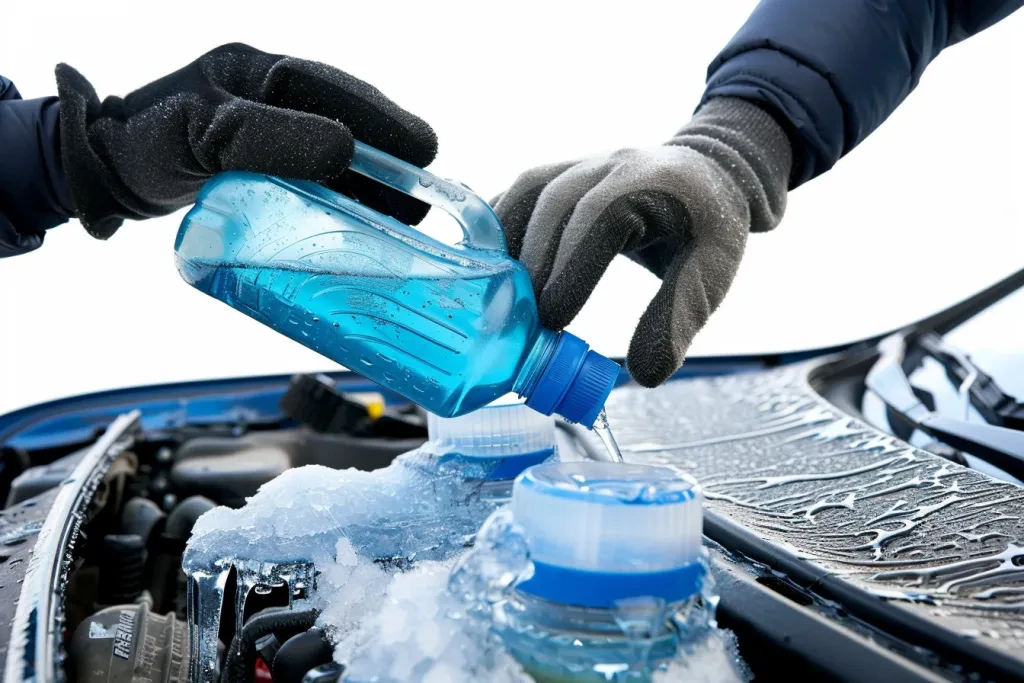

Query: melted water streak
<box><xmin>605</xmin><ymin>365</ymin><xmax>1024</xmax><ymax>657</ymax></box>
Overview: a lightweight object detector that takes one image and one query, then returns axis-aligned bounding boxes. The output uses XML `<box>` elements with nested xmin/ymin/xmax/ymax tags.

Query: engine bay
<box><xmin>1</xmin><ymin>376</ymin><xmax>433</xmax><ymax>683</ymax></box>
<box><xmin>2</xmin><ymin>363</ymin><xmax>1021</xmax><ymax>683</ymax></box>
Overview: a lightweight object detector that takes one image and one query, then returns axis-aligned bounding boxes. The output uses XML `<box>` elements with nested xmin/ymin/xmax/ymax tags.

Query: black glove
<box><xmin>56</xmin><ymin>43</ymin><xmax>438</xmax><ymax>240</ymax></box>
<box><xmin>493</xmin><ymin>97</ymin><xmax>792</xmax><ymax>387</ymax></box>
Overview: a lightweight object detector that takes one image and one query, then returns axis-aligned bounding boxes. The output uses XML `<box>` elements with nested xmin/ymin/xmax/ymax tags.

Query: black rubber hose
<box><xmin>165</xmin><ymin>495</ymin><xmax>217</xmax><ymax>538</ymax></box>
<box><xmin>120</xmin><ymin>496</ymin><xmax>166</xmax><ymax>540</ymax></box>
<box><xmin>272</xmin><ymin>628</ymin><xmax>335</xmax><ymax>683</ymax></box>
<box><xmin>98</xmin><ymin>534</ymin><xmax>147</xmax><ymax>604</ymax></box>
<box><xmin>221</xmin><ymin>606</ymin><xmax>318</xmax><ymax>683</ymax></box>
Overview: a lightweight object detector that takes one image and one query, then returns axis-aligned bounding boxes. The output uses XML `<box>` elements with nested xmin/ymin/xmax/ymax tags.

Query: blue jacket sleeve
<box><xmin>0</xmin><ymin>74</ymin><xmax>74</xmax><ymax>258</ymax></box>
<box><xmin>702</xmin><ymin>1</ymin><xmax>1023</xmax><ymax>187</ymax></box>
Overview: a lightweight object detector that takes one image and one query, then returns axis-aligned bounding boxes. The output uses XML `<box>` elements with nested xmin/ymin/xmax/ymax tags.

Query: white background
<box><xmin>1</xmin><ymin>1</ymin><xmax>1021</xmax><ymax>416</ymax></box>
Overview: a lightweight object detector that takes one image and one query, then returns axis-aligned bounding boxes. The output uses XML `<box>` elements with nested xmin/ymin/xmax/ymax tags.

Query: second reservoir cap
<box><xmin>512</xmin><ymin>461</ymin><xmax>704</xmax><ymax>608</ymax></box>
<box><xmin>428</xmin><ymin>399</ymin><xmax>556</xmax><ymax>480</ymax></box>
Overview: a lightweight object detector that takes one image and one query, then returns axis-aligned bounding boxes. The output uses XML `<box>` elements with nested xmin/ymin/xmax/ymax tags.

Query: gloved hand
<box><xmin>493</xmin><ymin>97</ymin><xmax>792</xmax><ymax>387</ymax></box>
<box><xmin>56</xmin><ymin>43</ymin><xmax>437</xmax><ymax>240</ymax></box>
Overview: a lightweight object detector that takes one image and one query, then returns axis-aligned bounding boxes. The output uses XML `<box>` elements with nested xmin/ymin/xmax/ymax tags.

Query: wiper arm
<box><xmin>914</xmin><ymin>332</ymin><xmax>1024</xmax><ymax>430</ymax></box>
<box><xmin>866</xmin><ymin>333</ymin><xmax>1024</xmax><ymax>481</ymax></box>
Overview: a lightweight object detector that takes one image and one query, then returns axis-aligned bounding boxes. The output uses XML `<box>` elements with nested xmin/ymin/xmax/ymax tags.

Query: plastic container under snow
<box><xmin>497</xmin><ymin>461</ymin><xmax>717</xmax><ymax>682</ymax></box>
<box><xmin>338</xmin><ymin>461</ymin><xmax>746</xmax><ymax>683</ymax></box>
<box><xmin>174</xmin><ymin>141</ymin><xmax>619</xmax><ymax>427</ymax></box>
<box><xmin>181</xmin><ymin>399</ymin><xmax>558</xmax><ymax>682</ymax></box>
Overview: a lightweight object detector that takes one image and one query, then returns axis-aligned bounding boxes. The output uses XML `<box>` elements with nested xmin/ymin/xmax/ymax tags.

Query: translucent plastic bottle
<box><xmin>496</xmin><ymin>461</ymin><xmax>712</xmax><ymax>682</ymax></box>
<box><xmin>175</xmin><ymin>143</ymin><xmax>619</xmax><ymax>427</ymax></box>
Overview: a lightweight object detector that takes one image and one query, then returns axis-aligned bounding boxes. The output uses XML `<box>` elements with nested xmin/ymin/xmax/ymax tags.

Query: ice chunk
<box><xmin>334</xmin><ymin>509</ymin><xmax>533</xmax><ymax>683</ymax></box>
<box><xmin>185</xmin><ymin>455</ymin><xmax>495</xmax><ymax>572</ymax></box>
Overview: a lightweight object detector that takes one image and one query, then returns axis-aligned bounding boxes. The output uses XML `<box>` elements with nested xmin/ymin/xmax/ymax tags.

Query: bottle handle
<box><xmin>348</xmin><ymin>141</ymin><xmax>507</xmax><ymax>253</ymax></box>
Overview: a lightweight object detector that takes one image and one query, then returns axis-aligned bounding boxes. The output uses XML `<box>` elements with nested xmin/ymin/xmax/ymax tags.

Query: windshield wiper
<box><xmin>914</xmin><ymin>332</ymin><xmax>1024</xmax><ymax>430</ymax></box>
<box><xmin>865</xmin><ymin>333</ymin><xmax>1024</xmax><ymax>481</ymax></box>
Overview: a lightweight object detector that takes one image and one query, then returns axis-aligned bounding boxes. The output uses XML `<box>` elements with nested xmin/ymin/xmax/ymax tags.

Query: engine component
<box><xmin>98</xmin><ymin>534</ymin><xmax>147</xmax><ymax>604</ymax></box>
<box><xmin>280</xmin><ymin>373</ymin><xmax>428</xmax><ymax>440</ymax></box>
<box><xmin>279</xmin><ymin>374</ymin><xmax>373</xmax><ymax>434</ymax></box>
<box><xmin>166</xmin><ymin>495</ymin><xmax>217</xmax><ymax>538</ymax></box>
<box><xmin>254</xmin><ymin>633</ymin><xmax>282</xmax><ymax>670</ymax></box>
<box><xmin>6</xmin><ymin>447</ymin><xmax>87</xmax><ymax>506</ymax></box>
<box><xmin>170</xmin><ymin>430</ymin><xmax>425</xmax><ymax>506</ymax></box>
<box><xmin>361</xmin><ymin>407</ymin><xmax>429</xmax><ymax>440</ymax></box>
<box><xmin>0</xmin><ymin>445</ymin><xmax>30</xmax><ymax>504</ymax></box>
<box><xmin>70</xmin><ymin>599</ymin><xmax>187</xmax><ymax>682</ymax></box>
<box><xmin>300</xmin><ymin>663</ymin><xmax>343</xmax><ymax>683</ymax></box>
<box><xmin>170</xmin><ymin>445</ymin><xmax>291</xmax><ymax>506</ymax></box>
<box><xmin>221</xmin><ymin>607</ymin><xmax>318</xmax><ymax>683</ymax></box>
<box><xmin>120</xmin><ymin>496</ymin><xmax>166</xmax><ymax>540</ymax></box>
<box><xmin>92</xmin><ymin>495</ymin><xmax>164</xmax><ymax>607</ymax></box>
<box><xmin>272</xmin><ymin>629</ymin><xmax>335</xmax><ymax>683</ymax></box>
<box><xmin>150</xmin><ymin>495</ymin><xmax>216</xmax><ymax>616</ymax></box>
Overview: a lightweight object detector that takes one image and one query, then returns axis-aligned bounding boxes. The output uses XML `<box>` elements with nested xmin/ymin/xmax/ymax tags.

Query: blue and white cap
<box><xmin>512</xmin><ymin>461</ymin><xmax>704</xmax><ymax>608</ymax></box>
<box><xmin>428</xmin><ymin>397</ymin><xmax>556</xmax><ymax>480</ymax></box>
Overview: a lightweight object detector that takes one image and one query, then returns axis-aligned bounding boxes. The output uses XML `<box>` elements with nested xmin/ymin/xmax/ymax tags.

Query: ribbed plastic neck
<box><xmin>427</xmin><ymin>399</ymin><xmax>557</xmax><ymax>481</ymax></box>
<box><xmin>513</xmin><ymin>329</ymin><xmax>558</xmax><ymax>398</ymax></box>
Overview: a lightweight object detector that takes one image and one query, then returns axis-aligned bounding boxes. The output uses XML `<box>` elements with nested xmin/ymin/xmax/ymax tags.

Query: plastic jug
<box><xmin>175</xmin><ymin>143</ymin><xmax>619</xmax><ymax>427</ymax></box>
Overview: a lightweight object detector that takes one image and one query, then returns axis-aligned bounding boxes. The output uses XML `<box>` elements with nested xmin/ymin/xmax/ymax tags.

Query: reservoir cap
<box><xmin>512</xmin><ymin>461</ymin><xmax>704</xmax><ymax>608</ymax></box>
<box><xmin>428</xmin><ymin>399</ymin><xmax>556</xmax><ymax>480</ymax></box>
<box><xmin>524</xmin><ymin>332</ymin><xmax>620</xmax><ymax>428</ymax></box>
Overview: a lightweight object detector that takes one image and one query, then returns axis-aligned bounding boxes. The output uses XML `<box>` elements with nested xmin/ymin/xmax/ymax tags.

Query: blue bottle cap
<box><xmin>512</xmin><ymin>461</ymin><xmax>704</xmax><ymax>608</ymax></box>
<box><xmin>524</xmin><ymin>332</ymin><xmax>620</xmax><ymax>428</ymax></box>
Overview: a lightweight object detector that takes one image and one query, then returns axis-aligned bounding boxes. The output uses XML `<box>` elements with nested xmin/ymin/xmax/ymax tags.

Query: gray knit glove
<box><xmin>493</xmin><ymin>97</ymin><xmax>792</xmax><ymax>387</ymax></box>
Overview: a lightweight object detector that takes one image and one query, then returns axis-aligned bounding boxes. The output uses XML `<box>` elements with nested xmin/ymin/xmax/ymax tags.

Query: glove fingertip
<box><xmin>54</xmin><ymin>63</ymin><xmax>97</xmax><ymax>102</ymax></box>
<box><xmin>209</xmin><ymin>42</ymin><xmax>262</xmax><ymax>56</ymax></box>
<box><xmin>626</xmin><ymin>333</ymin><xmax>684</xmax><ymax>388</ymax></box>
<box><xmin>404</xmin><ymin>118</ymin><xmax>438</xmax><ymax>168</ymax></box>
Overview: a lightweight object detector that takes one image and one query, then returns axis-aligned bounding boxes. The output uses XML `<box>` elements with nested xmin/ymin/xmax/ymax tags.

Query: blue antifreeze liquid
<box><xmin>175</xmin><ymin>143</ymin><xmax>619</xmax><ymax>427</ymax></box>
